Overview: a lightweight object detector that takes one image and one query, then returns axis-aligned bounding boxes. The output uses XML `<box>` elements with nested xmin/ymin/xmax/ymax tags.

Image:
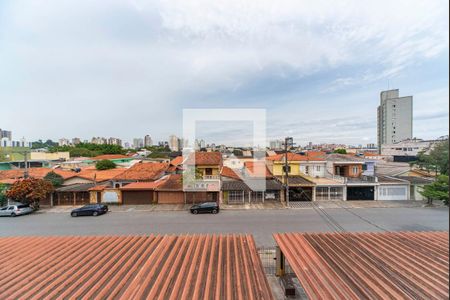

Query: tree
<box><xmin>6</xmin><ymin>178</ymin><xmax>54</xmax><ymax>205</ymax></box>
<box><xmin>44</xmin><ymin>171</ymin><xmax>64</xmax><ymax>187</ymax></box>
<box><xmin>420</xmin><ymin>175</ymin><xmax>449</xmax><ymax>205</ymax></box>
<box><xmin>96</xmin><ymin>159</ymin><xmax>117</xmax><ymax>170</ymax></box>
<box><xmin>415</xmin><ymin>140</ymin><xmax>449</xmax><ymax>175</ymax></box>
<box><xmin>333</xmin><ymin>149</ymin><xmax>347</xmax><ymax>154</ymax></box>
<box><xmin>0</xmin><ymin>184</ymin><xmax>7</xmax><ymax>206</ymax></box>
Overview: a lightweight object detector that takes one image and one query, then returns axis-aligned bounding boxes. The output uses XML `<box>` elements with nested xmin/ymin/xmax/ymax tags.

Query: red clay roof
<box><xmin>221</xmin><ymin>166</ymin><xmax>242</xmax><ymax>180</ymax></box>
<box><xmin>184</xmin><ymin>152</ymin><xmax>222</xmax><ymax>166</ymax></box>
<box><xmin>274</xmin><ymin>231</ymin><xmax>449</xmax><ymax>300</ymax></box>
<box><xmin>76</xmin><ymin>168</ymin><xmax>127</xmax><ymax>182</ymax></box>
<box><xmin>92</xmin><ymin>154</ymin><xmax>131</xmax><ymax>160</ymax></box>
<box><xmin>170</xmin><ymin>156</ymin><xmax>184</xmax><ymax>166</ymax></box>
<box><xmin>0</xmin><ymin>234</ymin><xmax>273</xmax><ymax>300</ymax></box>
<box><xmin>267</xmin><ymin>152</ymin><xmax>326</xmax><ymax>162</ymax></box>
<box><xmin>120</xmin><ymin>180</ymin><xmax>166</xmax><ymax>191</ymax></box>
<box><xmin>0</xmin><ymin>168</ymin><xmax>76</xmax><ymax>181</ymax></box>
<box><xmin>88</xmin><ymin>185</ymin><xmax>108</xmax><ymax>191</ymax></box>
<box><xmin>244</xmin><ymin>161</ymin><xmax>273</xmax><ymax>178</ymax></box>
<box><xmin>113</xmin><ymin>162</ymin><xmax>168</xmax><ymax>181</ymax></box>
<box><xmin>156</xmin><ymin>174</ymin><xmax>183</xmax><ymax>191</ymax></box>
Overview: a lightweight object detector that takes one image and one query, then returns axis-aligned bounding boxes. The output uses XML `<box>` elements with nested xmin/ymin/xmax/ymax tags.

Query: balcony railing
<box><xmin>203</xmin><ymin>175</ymin><xmax>220</xmax><ymax>180</ymax></box>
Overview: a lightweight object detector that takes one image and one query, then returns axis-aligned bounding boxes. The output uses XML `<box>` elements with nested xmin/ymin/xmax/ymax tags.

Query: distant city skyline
<box><xmin>1</xmin><ymin>1</ymin><xmax>448</xmax><ymax>144</ymax></box>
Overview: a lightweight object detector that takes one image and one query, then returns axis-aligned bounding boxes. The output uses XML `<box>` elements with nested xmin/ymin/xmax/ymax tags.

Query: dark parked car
<box><xmin>190</xmin><ymin>202</ymin><xmax>219</xmax><ymax>214</ymax></box>
<box><xmin>71</xmin><ymin>204</ymin><xmax>108</xmax><ymax>217</ymax></box>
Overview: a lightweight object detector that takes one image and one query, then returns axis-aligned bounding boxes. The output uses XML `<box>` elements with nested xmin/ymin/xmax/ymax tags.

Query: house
<box><xmin>155</xmin><ymin>174</ymin><xmax>185</xmax><ymax>204</ymax></box>
<box><xmin>221</xmin><ymin>164</ymin><xmax>283</xmax><ymax>204</ymax></box>
<box><xmin>112</xmin><ymin>162</ymin><xmax>169</xmax><ymax>186</ymax></box>
<box><xmin>326</xmin><ymin>153</ymin><xmax>378</xmax><ymax>201</ymax></box>
<box><xmin>182</xmin><ymin>152</ymin><xmax>223</xmax><ymax>202</ymax></box>
<box><xmin>119</xmin><ymin>181</ymin><xmax>164</xmax><ymax>205</ymax></box>
<box><xmin>61</xmin><ymin>168</ymin><xmax>127</xmax><ymax>186</ymax></box>
<box><xmin>396</xmin><ymin>176</ymin><xmax>435</xmax><ymax>201</ymax></box>
<box><xmin>376</xmin><ymin>176</ymin><xmax>410</xmax><ymax>200</ymax></box>
<box><xmin>267</xmin><ymin>152</ymin><xmax>326</xmax><ymax>201</ymax></box>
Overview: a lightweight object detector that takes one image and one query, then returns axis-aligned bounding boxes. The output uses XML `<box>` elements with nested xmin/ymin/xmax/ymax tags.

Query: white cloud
<box><xmin>0</xmin><ymin>0</ymin><xmax>448</xmax><ymax>143</ymax></box>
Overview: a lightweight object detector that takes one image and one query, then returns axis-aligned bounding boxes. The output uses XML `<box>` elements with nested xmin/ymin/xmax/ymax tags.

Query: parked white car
<box><xmin>0</xmin><ymin>204</ymin><xmax>34</xmax><ymax>217</ymax></box>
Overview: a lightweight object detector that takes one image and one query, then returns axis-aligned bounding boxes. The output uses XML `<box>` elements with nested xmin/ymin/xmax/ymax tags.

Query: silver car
<box><xmin>0</xmin><ymin>204</ymin><xmax>34</xmax><ymax>217</ymax></box>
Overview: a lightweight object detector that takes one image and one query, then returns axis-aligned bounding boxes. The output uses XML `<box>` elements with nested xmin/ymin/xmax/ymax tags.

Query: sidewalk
<box><xmin>289</xmin><ymin>200</ymin><xmax>434</xmax><ymax>209</ymax></box>
<box><xmin>42</xmin><ymin>202</ymin><xmax>286</xmax><ymax>213</ymax></box>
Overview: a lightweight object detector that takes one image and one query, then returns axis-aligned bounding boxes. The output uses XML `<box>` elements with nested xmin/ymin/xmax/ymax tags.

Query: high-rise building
<box><xmin>0</xmin><ymin>129</ymin><xmax>12</xmax><ymax>141</ymax></box>
<box><xmin>58</xmin><ymin>138</ymin><xmax>70</xmax><ymax>146</ymax></box>
<box><xmin>91</xmin><ymin>137</ymin><xmax>108</xmax><ymax>145</ymax></box>
<box><xmin>269</xmin><ymin>140</ymin><xmax>283</xmax><ymax>150</ymax></box>
<box><xmin>377</xmin><ymin>89</ymin><xmax>413</xmax><ymax>152</ymax></box>
<box><xmin>108</xmin><ymin>137</ymin><xmax>122</xmax><ymax>146</ymax></box>
<box><xmin>72</xmin><ymin>138</ymin><xmax>81</xmax><ymax>145</ymax></box>
<box><xmin>169</xmin><ymin>135</ymin><xmax>179</xmax><ymax>151</ymax></box>
<box><xmin>144</xmin><ymin>135</ymin><xmax>153</xmax><ymax>147</ymax></box>
<box><xmin>133</xmin><ymin>138</ymin><xmax>144</xmax><ymax>149</ymax></box>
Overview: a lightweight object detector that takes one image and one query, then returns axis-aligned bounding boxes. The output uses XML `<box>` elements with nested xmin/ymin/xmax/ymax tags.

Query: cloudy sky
<box><xmin>0</xmin><ymin>0</ymin><xmax>448</xmax><ymax>146</ymax></box>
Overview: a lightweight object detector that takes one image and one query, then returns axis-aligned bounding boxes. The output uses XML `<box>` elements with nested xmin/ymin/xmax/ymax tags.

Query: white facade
<box><xmin>299</xmin><ymin>162</ymin><xmax>327</xmax><ymax>178</ymax></box>
<box><xmin>381</xmin><ymin>138</ymin><xmax>436</xmax><ymax>157</ymax></box>
<box><xmin>378</xmin><ymin>185</ymin><xmax>409</xmax><ymax>200</ymax></box>
<box><xmin>377</xmin><ymin>89</ymin><xmax>413</xmax><ymax>151</ymax></box>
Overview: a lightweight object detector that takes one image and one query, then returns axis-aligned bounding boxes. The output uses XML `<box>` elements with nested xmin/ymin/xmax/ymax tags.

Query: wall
<box><xmin>30</xmin><ymin>152</ymin><xmax>70</xmax><ymax>161</ymax></box>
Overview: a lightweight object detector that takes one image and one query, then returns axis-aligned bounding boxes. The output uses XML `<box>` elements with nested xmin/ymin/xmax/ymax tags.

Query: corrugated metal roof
<box><xmin>274</xmin><ymin>231</ymin><xmax>449</xmax><ymax>300</ymax></box>
<box><xmin>0</xmin><ymin>234</ymin><xmax>273</xmax><ymax>300</ymax></box>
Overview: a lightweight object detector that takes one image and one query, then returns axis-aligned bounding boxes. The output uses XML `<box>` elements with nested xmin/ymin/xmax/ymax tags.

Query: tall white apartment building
<box><xmin>377</xmin><ymin>89</ymin><xmax>413</xmax><ymax>153</ymax></box>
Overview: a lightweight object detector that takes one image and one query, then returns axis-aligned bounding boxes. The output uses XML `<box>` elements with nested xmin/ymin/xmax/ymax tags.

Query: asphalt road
<box><xmin>0</xmin><ymin>207</ymin><xmax>448</xmax><ymax>246</ymax></box>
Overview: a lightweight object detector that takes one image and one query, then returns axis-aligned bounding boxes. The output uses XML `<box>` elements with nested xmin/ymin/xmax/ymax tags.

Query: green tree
<box><xmin>333</xmin><ymin>149</ymin><xmax>347</xmax><ymax>154</ymax></box>
<box><xmin>96</xmin><ymin>159</ymin><xmax>117</xmax><ymax>170</ymax></box>
<box><xmin>415</xmin><ymin>140</ymin><xmax>449</xmax><ymax>175</ymax></box>
<box><xmin>420</xmin><ymin>175</ymin><xmax>449</xmax><ymax>205</ymax></box>
<box><xmin>0</xmin><ymin>184</ymin><xmax>7</xmax><ymax>206</ymax></box>
<box><xmin>44</xmin><ymin>171</ymin><xmax>64</xmax><ymax>187</ymax></box>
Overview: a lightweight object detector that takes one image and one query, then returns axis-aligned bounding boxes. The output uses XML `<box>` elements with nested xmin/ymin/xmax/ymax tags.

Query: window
<box><xmin>352</xmin><ymin>166</ymin><xmax>359</xmax><ymax>174</ymax></box>
<box><xmin>205</xmin><ymin>168</ymin><xmax>213</xmax><ymax>175</ymax></box>
<box><xmin>305</xmin><ymin>166</ymin><xmax>310</xmax><ymax>175</ymax></box>
<box><xmin>316</xmin><ymin>166</ymin><xmax>321</xmax><ymax>172</ymax></box>
<box><xmin>316</xmin><ymin>187</ymin><xmax>328</xmax><ymax>200</ymax></box>
<box><xmin>228</xmin><ymin>191</ymin><xmax>244</xmax><ymax>204</ymax></box>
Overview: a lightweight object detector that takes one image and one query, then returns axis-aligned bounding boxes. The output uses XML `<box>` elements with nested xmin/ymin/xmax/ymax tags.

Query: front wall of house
<box><xmin>299</xmin><ymin>162</ymin><xmax>326</xmax><ymax>177</ymax></box>
<box><xmin>63</xmin><ymin>177</ymin><xmax>93</xmax><ymax>186</ymax></box>
<box><xmin>198</xmin><ymin>165</ymin><xmax>220</xmax><ymax>176</ymax></box>
<box><xmin>378</xmin><ymin>185</ymin><xmax>409</xmax><ymax>200</ymax></box>
<box><xmin>273</xmin><ymin>162</ymin><xmax>301</xmax><ymax>176</ymax></box>
<box><xmin>157</xmin><ymin>191</ymin><xmax>184</xmax><ymax>204</ymax></box>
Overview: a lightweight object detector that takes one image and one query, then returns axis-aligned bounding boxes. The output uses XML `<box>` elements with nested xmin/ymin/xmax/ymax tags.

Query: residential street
<box><xmin>1</xmin><ymin>206</ymin><xmax>447</xmax><ymax>246</ymax></box>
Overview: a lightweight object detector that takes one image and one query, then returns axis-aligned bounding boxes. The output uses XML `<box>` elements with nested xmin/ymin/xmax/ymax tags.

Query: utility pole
<box><xmin>284</xmin><ymin>137</ymin><xmax>292</xmax><ymax>206</ymax></box>
<box><xmin>24</xmin><ymin>150</ymin><xmax>29</xmax><ymax>179</ymax></box>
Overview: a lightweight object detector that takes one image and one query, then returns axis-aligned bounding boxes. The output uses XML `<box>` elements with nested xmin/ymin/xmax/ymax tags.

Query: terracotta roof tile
<box><xmin>267</xmin><ymin>152</ymin><xmax>326</xmax><ymax>162</ymax></box>
<box><xmin>156</xmin><ymin>174</ymin><xmax>183</xmax><ymax>191</ymax></box>
<box><xmin>76</xmin><ymin>168</ymin><xmax>127</xmax><ymax>182</ymax></box>
<box><xmin>0</xmin><ymin>234</ymin><xmax>273</xmax><ymax>300</ymax></box>
<box><xmin>274</xmin><ymin>231</ymin><xmax>449</xmax><ymax>300</ymax></box>
<box><xmin>184</xmin><ymin>152</ymin><xmax>222</xmax><ymax>166</ymax></box>
<box><xmin>0</xmin><ymin>168</ymin><xmax>76</xmax><ymax>181</ymax></box>
<box><xmin>170</xmin><ymin>156</ymin><xmax>184</xmax><ymax>166</ymax></box>
<box><xmin>244</xmin><ymin>161</ymin><xmax>273</xmax><ymax>178</ymax></box>
<box><xmin>221</xmin><ymin>166</ymin><xmax>242</xmax><ymax>180</ymax></box>
<box><xmin>120</xmin><ymin>180</ymin><xmax>166</xmax><ymax>191</ymax></box>
<box><xmin>113</xmin><ymin>162</ymin><xmax>168</xmax><ymax>181</ymax></box>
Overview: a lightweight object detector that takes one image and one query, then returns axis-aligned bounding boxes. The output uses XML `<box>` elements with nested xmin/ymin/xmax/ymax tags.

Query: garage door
<box><xmin>122</xmin><ymin>191</ymin><xmax>153</xmax><ymax>205</ymax></box>
<box><xmin>347</xmin><ymin>187</ymin><xmax>375</xmax><ymax>201</ymax></box>
<box><xmin>157</xmin><ymin>192</ymin><xmax>184</xmax><ymax>204</ymax></box>
<box><xmin>378</xmin><ymin>186</ymin><xmax>408</xmax><ymax>200</ymax></box>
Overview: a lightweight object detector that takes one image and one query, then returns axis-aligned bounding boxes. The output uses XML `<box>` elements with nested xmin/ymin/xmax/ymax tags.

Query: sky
<box><xmin>0</xmin><ymin>0</ymin><xmax>448</xmax><ymax>147</ymax></box>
